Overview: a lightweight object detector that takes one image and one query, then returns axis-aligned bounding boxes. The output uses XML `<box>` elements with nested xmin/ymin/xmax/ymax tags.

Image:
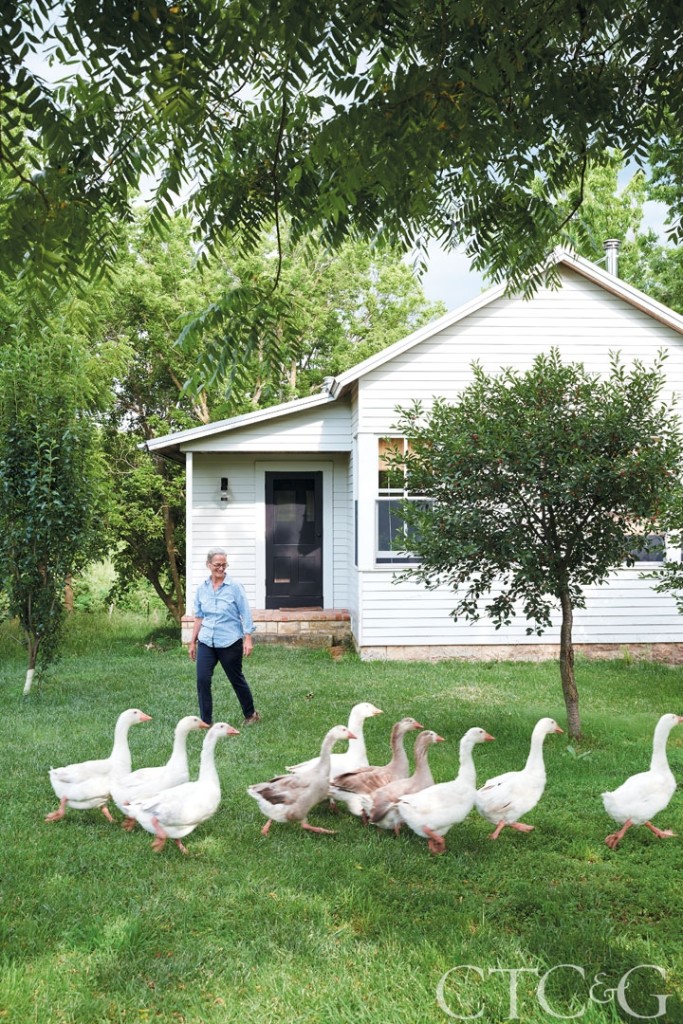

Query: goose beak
<box><xmin>412</xmin><ymin>721</ymin><xmax>424</xmax><ymax>730</ymax></box>
<box><xmin>372</xmin><ymin>708</ymin><xmax>384</xmax><ymax>716</ymax></box>
<box><xmin>677</xmin><ymin>716</ymin><xmax>683</xmax><ymax>724</ymax></box>
<box><xmin>226</xmin><ymin>725</ymin><xmax>240</xmax><ymax>735</ymax></box>
<box><xmin>554</xmin><ymin>726</ymin><xmax>564</xmax><ymax>734</ymax></box>
<box><xmin>198</xmin><ymin>720</ymin><xmax>211</xmax><ymax>729</ymax></box>
<box><xmin>347</xmin><ymin>731</ymin><xmax>357</xmax><ymax>740</ymax></box>
<box><xmin>484</xmin><ymin>733</ymin><xmax>495</xmax><ymax>742</ymax></box>
<box><xmin>139</xmin><ymin>713</ymin><xmax>153</xmax><ymax>722</ymax></box>
<box><xmin>434</xmin><ymin>734</ymin><xmax>446</xmax><ymax>743</ymax></box>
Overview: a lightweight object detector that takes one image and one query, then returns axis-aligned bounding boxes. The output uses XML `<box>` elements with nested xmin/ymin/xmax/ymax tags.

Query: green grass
<box><xmin>2</xmin><ymin>613</ymin><xmax>683</xmax><ymax>1023</ymax></box>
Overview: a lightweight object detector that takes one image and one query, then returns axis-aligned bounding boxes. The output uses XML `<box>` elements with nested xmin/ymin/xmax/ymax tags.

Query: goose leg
<box><xmin>261</xmin><ymin>819</ymin><xmax>273</xmax><ymax>837</ymax></box>
<box><xmin>150</xmin><ymin>816</ymin><xmax>168</xmax><ymax>853</ymax></box>
<box><xmin>121</xmin><ymin>816</ymin><xmax>137</xmax><ymax>832</ymax></box>
<box><xmin>509</xmin><ymin>822</ymin><xmax>534</xmax><ymax>833</ymax></box>
<box><xmin>45</xmin><ymin>797</ymin><xmax>68</xmax><ymax>822</ymax></box>
<box><xmin>424</xmin><ymin>827</ymin><xmax>446</xmax><ymax>855</ymax></box>
<box><xmin>605</xmin><ymin>819</ymin><xmax>633</xmax><ymax>850</ymax></box>
<box><xmin>174</xmin><ymin>839</ymin><xmax>189</xmax><ymax>855</ymax></box>
<box><xmin>644</xmin><ymin>821</ymin><xmax>677</xmax><ymax>840</ymax></box>
<box><xmin>487</xmin><ymin>820</ymin><xmax>507</xmax><ymax>840</ymax></box>
<box><xmin>100</xmin><ymin>805</ymin><xmax>114</xmax><ymax>823</ymax></box>
<box><xmin>300</xmin><ymin>820</ymin><xmax>337</xmax><ymax>835</ymax></box>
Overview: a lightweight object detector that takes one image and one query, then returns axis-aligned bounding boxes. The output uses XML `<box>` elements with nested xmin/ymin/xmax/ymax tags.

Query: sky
<box><xmin>417</xmin><ymin>242</ymin><xmax>487</xmax><ymax>310</ymax></box>
<box><xmin>418</xmin><ymin>195</ymin><xmax>673</xmax><ymax>313</ymax></box>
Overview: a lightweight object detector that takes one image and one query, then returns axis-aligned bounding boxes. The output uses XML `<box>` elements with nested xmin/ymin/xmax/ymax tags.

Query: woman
<box><xmin>189</xmin><ymin>548</ymin><xmax>260</xmax><ymax>725</ymax></box>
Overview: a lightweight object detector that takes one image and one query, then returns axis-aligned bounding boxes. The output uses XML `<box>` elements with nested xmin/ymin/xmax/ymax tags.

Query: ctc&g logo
<box><xmin>436</xmin><ymin>964</ymin><xmax>671</xmax><ymax>1020</ymax></box>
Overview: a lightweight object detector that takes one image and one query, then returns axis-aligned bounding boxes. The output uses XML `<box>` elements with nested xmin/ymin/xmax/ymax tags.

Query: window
<box><xmin>628</xmin><ymin>534</ymin><xmax>666</xmax><ymax>563</ymax></box>
<box><xmin>376</xmin><ymin>437</ymin><xmax>423</xmax><ymax>563</ymax></box>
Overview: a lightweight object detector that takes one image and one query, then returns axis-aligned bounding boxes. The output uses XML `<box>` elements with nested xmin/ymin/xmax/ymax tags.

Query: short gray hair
<box><xmin>206</xmin><ymin>547</ymin><xmax>228</xmax><ymax>564</ymax></box>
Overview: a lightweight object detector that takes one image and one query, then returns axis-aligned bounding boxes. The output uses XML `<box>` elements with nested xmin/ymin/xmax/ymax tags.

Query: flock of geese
<box><xmin>45</xmin><ymin>702</ymin><xmax>683</xmax><ymax>856</ymax></box>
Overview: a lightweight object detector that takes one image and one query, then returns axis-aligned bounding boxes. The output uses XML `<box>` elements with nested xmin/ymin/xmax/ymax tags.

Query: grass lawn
<box><xmin>2</xmin><ymin>612</ymin><xmax>683</xmax><ymax>1024</ymax></box>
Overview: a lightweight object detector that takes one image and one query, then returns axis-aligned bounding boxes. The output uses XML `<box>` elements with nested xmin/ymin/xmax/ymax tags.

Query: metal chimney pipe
<box><xmin>603</xmin><ymin>238</ymin><xmax>621</xmax><ymax>277</ymax></box>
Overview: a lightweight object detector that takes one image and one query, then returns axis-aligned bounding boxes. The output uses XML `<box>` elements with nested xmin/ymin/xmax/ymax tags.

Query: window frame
<box><xmin>376</xmin><ymin>436</ymin><xmax>424</xmax><ymax>564</ymax></box>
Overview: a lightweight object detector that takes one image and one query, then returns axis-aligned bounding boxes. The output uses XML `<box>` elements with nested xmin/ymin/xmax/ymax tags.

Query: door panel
<box><xmin>265</xmin><ymin>473</ymin><xmax>323</xmax><ymax>608</ymax></box>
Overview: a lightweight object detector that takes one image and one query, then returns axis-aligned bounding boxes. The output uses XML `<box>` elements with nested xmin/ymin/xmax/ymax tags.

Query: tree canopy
<box><xmin>3</xmin><ymin>1</ymin><xmax>683</xmax><ymax>296</ymax></box>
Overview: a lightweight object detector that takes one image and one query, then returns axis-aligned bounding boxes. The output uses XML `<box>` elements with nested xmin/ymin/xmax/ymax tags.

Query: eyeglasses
<box><xmin>210</xmin><ymin>562</ymin><xmax>227</xmax><ymax>569</ymax></box>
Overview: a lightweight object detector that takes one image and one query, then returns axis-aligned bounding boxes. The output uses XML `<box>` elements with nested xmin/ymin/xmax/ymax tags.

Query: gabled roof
<box><xmin>328</xmin><ymin>247</ymin><xmax>683</xmax><ymax>397</ymax></box>
<box><xmin>144</xmin><ymin>247</ymin><xmax>683</xmax><ymax>461</ymax></box>
<box><xmin>142</xmin><ymin>390</ymin><xmax>337</xmax><ymax>462</ymax></box>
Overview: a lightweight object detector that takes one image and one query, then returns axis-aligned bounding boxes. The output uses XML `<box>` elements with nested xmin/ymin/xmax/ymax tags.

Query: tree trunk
<box><xmin>161</xmin><ymin>500</ymin><xmax>184</xmax><ymax>623</ymax></box>
<box><xmin>64</xmin><ymin>573</ymin><xmax>74</xmax><ymax>613</ymax></box>
<box><xmin>559</xmin><ymin>589</ymin><xmax>581</xmax><ymax>739</ymax></box>
<box><xmin>23</xmin><ymin>636</ymin><xmax>39</xmax><ymax>695</ymax></box>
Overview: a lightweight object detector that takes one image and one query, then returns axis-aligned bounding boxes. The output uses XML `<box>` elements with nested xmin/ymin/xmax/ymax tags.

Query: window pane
<box><xmin>378</xmin><ymin>437</ymin><xmax>405</xmax><ymax>491</ymax></box>
<box><xmin>377</xmin><ymin>499</ymin><xmax>405</xmax><ymax>551</ymax></box>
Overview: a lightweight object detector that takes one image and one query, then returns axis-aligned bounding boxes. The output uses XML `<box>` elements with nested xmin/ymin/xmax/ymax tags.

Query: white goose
<box><xmin>602</xmin><ymin>712</ymin><xmax>683</xmax><ymax>850</ymax></box>
<box><xmin>46</xmin><ymin>708</ymin><xmax>152</xmax><ymax>822</ymax></box>
<box><xmin>125</xmin><ymin>722</ymin><xmax>239</xmax><ymax>854</ymax></box>
<box><xmin>475</xmin><ymin>717</ymin><xmax>563</xmax><ymax>840</ymax></box>
<box><xmin>111</xmin><ymin>715</ymin><xmax>209</xmax><ymax>830</ymax></box>
<box><xmin>330</xmin><ymin>717</ymin><xmax>423</xmax><ymax>818</ymax></box>
<box><xmin>366</xmin><ymin>729</ymin><xmax>445</xmax><ymax>833</ymax></box>
<box><xmin>286</xmin><ymin>702</ymin><xmax>383</xmax><ymax>780</ymax></box>
<box><xmin>398</xmin><ymin>726</ymin><xmax>495</xmax><ymax>854</ymax></box>
<box><xmin>248</xmin><ymin>725</ymin><xmax>356</xmax><ymax>836</ymax></box>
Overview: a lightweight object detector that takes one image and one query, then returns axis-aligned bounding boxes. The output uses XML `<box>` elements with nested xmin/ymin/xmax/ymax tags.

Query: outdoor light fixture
<box><xmin>220</xmin><ymin>477</ymin><xmax>229</xmax><ymax>502</ymax></box>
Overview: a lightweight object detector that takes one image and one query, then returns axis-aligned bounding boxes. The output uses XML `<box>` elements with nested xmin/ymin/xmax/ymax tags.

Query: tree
<box><xmin>394</xmin><ymin>350</ymin><xmax>683</xmax><ymax>738</ymax></box>
<box><xmin>0</xmin><ymin>322</ymin><xmax>110</xmax><ymax>692</ymax></box>
<box><xmin>3</xmin><ymin>1</ymin><xmax>683</xmax><ymax>301</ymax></box>
<box><xmin>554</xmin><ymin>150</ymin><xmax>683</xmax><ymax>314</ymax></box>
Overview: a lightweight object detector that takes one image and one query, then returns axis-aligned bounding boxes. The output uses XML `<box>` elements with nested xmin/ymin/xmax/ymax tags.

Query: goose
<box><xmin>398</xmin><ymin>726</ymin><xmax>495</xmax><ymax>854</ymax></box>
<box><xmin>474</xmin><ymin>717</ymin><xmax>564</xmax><ymax>839</ymax></box>
<box><xmin>286</xmin><ymin>702</ymin><xmax>383</xmax><ymax>779</ymax></box>
<box><xmin>111</xmin><ymin>715</ymin><xmax>209</xmax><ymax>830</ymax></box>
<box><xmin>330</xmin><ymin>716</ymin><xmax>424</xmax><ymax>818</ymax></box>
<box><xmin>602</xmin><ymin>712</ymin><xmax>683</xmax><ymax>850</ymax></box>
<box><xmin>125</xmin><ymin>722</ymin><xmax>239</xmax><ymax>853</ymax></box>
<box><xmin>45</xmin><ymin>707</ymin><xmax>152</xmax><ymax>822</ymax></box>
<box><xmin>248</xmin><ymin>725</ymin><xmax>356</xmax><ymax>836</ymax></box>
<box><xmin>365</xmin><ymin>730</ymin><xmax>445</xmax><ymax>833</ymax></box>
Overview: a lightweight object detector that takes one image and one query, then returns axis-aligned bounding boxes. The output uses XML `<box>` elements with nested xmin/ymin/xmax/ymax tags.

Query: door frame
<box><xmin>255</xmin><ymin>461</ymin><xmax>334</xmax><ymax>609</ymax></box>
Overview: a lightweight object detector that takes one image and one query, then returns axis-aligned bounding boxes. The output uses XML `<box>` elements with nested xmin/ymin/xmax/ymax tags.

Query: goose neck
<box><xmin>457</xmin><ymin>738</ymin><xmax>477</xmax><ymax>787</ymax></box>
<box><xmin>110</xmin><ymin>718</ymin><xmax>134</xmax><ymax>770</ymax></box>
<box><xmin>524</xmin><ymin>731</ymin><xmax>548</xmax><ymax>775</ymax></box>
<box><xmin>198</xmin><ymin>736</ymin><xmax>220</xmax><ymax>783</ymax></box>
<box><xmin>650</xmin><ymin>720</ymin><xmax>674</xmax><ymax>773</ymax></box>
<box><xmin>388</xmin><ymin>730</ymin><xmax>410</xmax><ymax>774</ymax></box>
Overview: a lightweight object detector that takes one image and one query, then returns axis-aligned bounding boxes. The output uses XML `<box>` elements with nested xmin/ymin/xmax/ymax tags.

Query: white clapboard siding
<box><xmin>356</xmin><ymin>270</ymin><xmax>683</xmax><ymax>429</ymax></box>
<box><xmin>189</xmin><ymin>452</ymin><xmax>351</xmax><ymax>610</ymax></box>
<box><xmin>356</xmin><ymin>569</ymin><xmax>683</xmax><ymax>646</ymax></box>
<box><xmin>183</xmin><ymin>399</ymin><xmax>352</xmax><ymax>453</ymax></box>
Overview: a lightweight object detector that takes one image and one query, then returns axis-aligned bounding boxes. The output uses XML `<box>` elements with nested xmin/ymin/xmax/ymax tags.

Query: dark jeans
<box><xmin>196</xmin><ymin>639</ymin><xmax>255</xmax><ymax>724</ymax></box>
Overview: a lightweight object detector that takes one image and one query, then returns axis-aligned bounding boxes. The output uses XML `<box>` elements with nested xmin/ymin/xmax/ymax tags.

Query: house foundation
<box><xmin>182</xmin><ymin>610</ymin><xmax>352</xmax><ymax>650</ymax></box>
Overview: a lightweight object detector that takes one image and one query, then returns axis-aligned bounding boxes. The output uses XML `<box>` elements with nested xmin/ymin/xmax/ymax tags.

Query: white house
<box><xmin>145</xmin><ymin>249</ymin><xmax>683</xmax><ymax>661</ymax></box>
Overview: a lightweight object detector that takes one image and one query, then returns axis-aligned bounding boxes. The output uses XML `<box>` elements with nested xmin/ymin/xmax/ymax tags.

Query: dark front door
<box><xmin>265</xmin><ymin>472</ymin><xmax>323</xmax><ymax>608</ymax></box>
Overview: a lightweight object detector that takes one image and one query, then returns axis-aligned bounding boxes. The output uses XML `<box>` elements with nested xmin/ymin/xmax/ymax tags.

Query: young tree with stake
<box><xmin>394</xmin><ymin>350</ymin><xmax>683</xmax><ymax>738</ymax></box>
